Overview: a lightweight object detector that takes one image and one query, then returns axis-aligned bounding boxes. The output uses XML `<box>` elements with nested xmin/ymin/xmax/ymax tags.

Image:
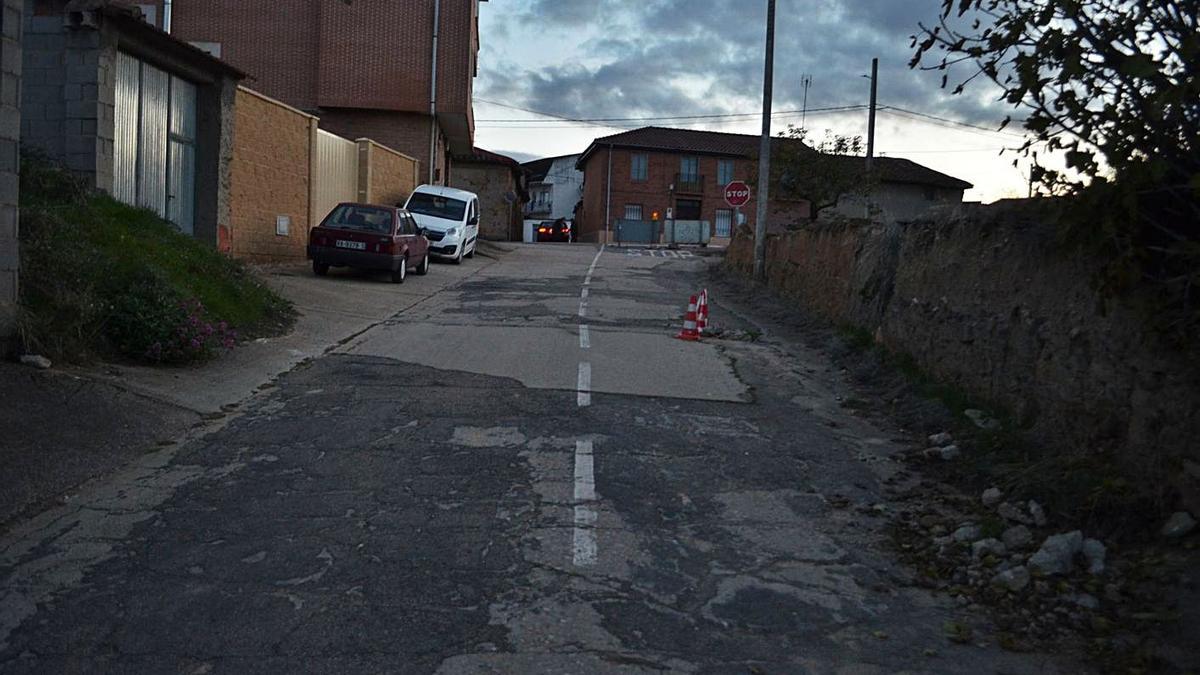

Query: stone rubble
<box><xmin>991</xmin><ymin>565</ymin><xmax>1031</xmax><ymax>592</ymax></box>
<box><xmin>1001</xmin><ymin>525</ymin><xmax>1034</xmax><ymax>550</ymax></box>
<box><xmin>19</xmin><ymin>354</ymin><xmax>52</xmax><ymax>370</ymax></box>
<box><xmin>1161</xmin><ymin>511</ymin><xmax>1196</xmax><ymax>539</ymax></box>
<box><xmin>928</xmin><ymin>431</ymin><xmax>954</xmax><ymax>446</ymax></box>
<box><xmin>1081</xmin><ymin>538</ymin><xmax>1106</xmax><ymax>575</ymax></box>
<box><xmin>1028</xmin><ymin>531</ymin><xmax>1083</xmax><ymax>577</ymax></box>
<box><xmin>981</xmin><ymin>487</ymin><xmax>1004</xmax><ymax>507</ymax></box>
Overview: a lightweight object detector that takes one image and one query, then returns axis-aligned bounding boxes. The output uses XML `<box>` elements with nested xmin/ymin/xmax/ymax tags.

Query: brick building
<box><xmin>449</xmin><ymin>147</ymin><xmax>526</xmax><ymax>241</ymax></box>
<box><xmin>150</xmin><ymin>0</ymin><xmax>484</xmax><ymax>186</ymax></box>
<box><xmin>575</xmin><ymin>126</ymin><xmax>971</xmax><ymax>244</ymax></box>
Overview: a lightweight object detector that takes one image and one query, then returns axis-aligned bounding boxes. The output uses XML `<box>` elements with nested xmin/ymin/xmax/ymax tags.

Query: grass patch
<box><xmin>16</xmin><ymin>156</ymin><xmax>294</xmax><ymax>363</ymax></box>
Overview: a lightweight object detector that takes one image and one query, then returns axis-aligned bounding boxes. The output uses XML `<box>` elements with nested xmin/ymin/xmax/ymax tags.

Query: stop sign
<box><xmin>724</xmin><ymin>181</ymin><xmax>751</xmax><ymax>207</ymax></box>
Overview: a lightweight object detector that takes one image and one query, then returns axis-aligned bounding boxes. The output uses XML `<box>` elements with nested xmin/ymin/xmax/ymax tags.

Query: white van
<box><xmin>402</xmin><ymin>185</ymin><xmax>480</xmax><ymax>264</ymax></box>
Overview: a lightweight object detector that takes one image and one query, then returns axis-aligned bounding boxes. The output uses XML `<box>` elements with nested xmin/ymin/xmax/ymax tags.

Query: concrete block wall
<box><xmin>0</xmin><ymin>0</ymin><xmax>21</xmax><ymax>344</ymax></box>
<box><xmin>20</xmin><ymin>6</ymin><xmax>110</xmax><ymax>190</ymax></box>
<box><xmin>228</xmin><ymin>87</ymin><xmax>420</xmax><ymax>263</ymax></box>
<box><xmin>319</xmin><ymin>107</ymin><xmax>446</xmax><ymax>186</ymax></box>
<box><xmin>361</xmin><ymin>139</ymin><xmax>417</xmax><ymax>208</ymax></box>
<box><xmin>229</xmin><ymin>87</ymin><xmax>314</xmax><ymax>263</ymax></box>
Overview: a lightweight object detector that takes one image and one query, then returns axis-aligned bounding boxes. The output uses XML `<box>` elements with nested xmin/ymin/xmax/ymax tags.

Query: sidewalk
<box><xmin>1</xmin><ymin>256</ymin><xmax>490</xmax><ymax>530</ymax></box>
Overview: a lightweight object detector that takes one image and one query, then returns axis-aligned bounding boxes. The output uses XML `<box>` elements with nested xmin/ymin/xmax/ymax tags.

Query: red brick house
<box><xmin>144</xmin><ymin>0</ymin><xmax>484</xmax><ymax>186</ymax></box>
<box><xmin>575</xmin><ymin>126</ymin><xmax>972</xmax><ymax>244</ymax></box>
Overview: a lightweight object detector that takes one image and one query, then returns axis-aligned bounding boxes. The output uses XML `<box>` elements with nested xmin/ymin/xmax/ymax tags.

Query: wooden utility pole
<box><xmin>753</xmin><ymin>0</ymin><xmax>776</xmax><ymax>282</ymax></box>
<box><xmin>866</xmin><ymin>57</ymin><xmax>878</xmax><ymax>171</ymax></box>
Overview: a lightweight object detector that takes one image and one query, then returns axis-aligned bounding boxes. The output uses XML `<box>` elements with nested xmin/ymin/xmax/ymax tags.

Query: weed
<box><xmin>16</xmin><ymin>156</ymin><xmax>294</xmax><ymax>363</ymax></box>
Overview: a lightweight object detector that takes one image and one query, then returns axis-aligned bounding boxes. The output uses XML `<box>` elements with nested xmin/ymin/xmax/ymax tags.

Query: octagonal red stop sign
<box><xmin>724</xmin><ymin>181</ymin><xmax>751</xmax><ymax>207</ymax></box>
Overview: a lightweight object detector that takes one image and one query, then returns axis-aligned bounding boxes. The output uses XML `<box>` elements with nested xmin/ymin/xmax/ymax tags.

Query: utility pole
<box><xmin>866</xmin><ymin>57</ymin><xmax>878</xmax><ymax>171</ymax></box>
<box><xmin>799</xmin><ymin>75</ymin><xmax>812</xmax><ymax>131</ymax></box>
<box><xmin>752</xmin><ymin>0</ymin><xmax>776</xmax><ymax>282</ymax></box>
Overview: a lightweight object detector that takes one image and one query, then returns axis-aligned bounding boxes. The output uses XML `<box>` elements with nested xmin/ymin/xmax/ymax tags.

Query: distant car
<box><xmin>402</xmin><ymin>185</ymin><xmax>480</xmax><ymax>264</ymax></box>
<box><xmin>536</xmin><ymin>219</ymin><xmax>572</xmax><ymax>243</ymax></box>
<box><xmin>307</xmin><ymin>203</ymin><xmax>430</xmax><ymax>283</ymax></box>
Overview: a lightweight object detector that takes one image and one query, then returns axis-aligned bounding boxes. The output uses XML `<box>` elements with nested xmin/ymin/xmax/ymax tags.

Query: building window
<box><xmin>624</xmin><ymin>204</ymin><xmax>643</xmax><ymax>221</ymax></box>
<box><xmin>189</xmin><ymin>42</ymin><xmax>223</xmax><ymax>58</ymax></box>
<box><xmin>630</xmin><ymin>154</ymin><xmax>648</xmax><ymax>182</ymax></box>
<box><xmin>717</xmin><ymin>159</ymin><xmax>735</xmax><ymax>187</ymax></box>
<box><xmin>715</xmin><ymin>208</ymin><xmax>733</xmax><ymax>237</ymax></box>
<box><xmin>679</xmin><ymin>156</ymin><xmax>699</xmax><ymax>182</ymax></box>
<box><xmin>675</xmin><ymin>199</ymin><xmax>701</xmax><ymax>220</ymax></box>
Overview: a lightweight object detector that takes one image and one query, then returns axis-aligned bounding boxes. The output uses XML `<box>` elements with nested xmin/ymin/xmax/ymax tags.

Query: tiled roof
<box><xmin>522</xmin><ymin>157</ymin><xmax>556</xmax><ymax>182</ymax></box>
<box><xmin>453</xmin><ymin>147</ymin><xmax>522</xmax><ymax>168</ymax></box>
<box><xmin>576</xmin><ymin>126</ymin><xmax>972</xmax><ymax>190</ymax></box>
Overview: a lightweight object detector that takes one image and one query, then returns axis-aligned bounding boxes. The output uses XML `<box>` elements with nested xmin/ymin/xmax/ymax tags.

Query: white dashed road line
<box><xmin>572</xmin><ymin>439</ymin><xmax>597</xmax><ymax>566</ymax></box>
<box><xmin>576</xmin><ymin>362</ymin><xmax>591</xmax><ymax>408</ymax></box>
<box><xmin>573</xmin><ymin>246</ymin><xmax>604</xmax><ymax>566</ymax></box>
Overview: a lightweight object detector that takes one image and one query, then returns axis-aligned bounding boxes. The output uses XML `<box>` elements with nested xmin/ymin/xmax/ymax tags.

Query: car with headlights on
<box><xmin>307</xmin><ymin>203</ymin><xmax>430</xmax><ymax>283</ymax></box>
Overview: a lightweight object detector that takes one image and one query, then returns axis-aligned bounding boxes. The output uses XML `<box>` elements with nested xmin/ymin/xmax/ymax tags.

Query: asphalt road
<box><xmin>0</xmin><ymin>244</ymin><xmax>1082</xmax><ymax>673</ymax></box>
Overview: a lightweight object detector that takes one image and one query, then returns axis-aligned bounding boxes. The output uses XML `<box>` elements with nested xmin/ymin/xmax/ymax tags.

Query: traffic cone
<box><xmin>676</xmin><ymin>295</ymin><xmax>701</xmax><ymax>341</ymax></box>
<box><xmin>696</xmin><ymin>289</ymin><xmax>709</xmax><ymax>334</ymax></box>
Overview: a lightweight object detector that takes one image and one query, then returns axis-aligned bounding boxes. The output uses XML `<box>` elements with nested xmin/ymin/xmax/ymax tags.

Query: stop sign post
<box><xmin>724</xmin><ymin>181</ymin><xmax>751</xmax><ymax>234</ymax></box>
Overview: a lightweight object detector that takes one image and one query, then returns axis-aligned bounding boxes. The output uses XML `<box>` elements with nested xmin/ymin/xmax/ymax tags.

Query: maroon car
<box><xmin>307</xmin><ymin>203</ymin><xmax>431</xmax><ymax>283</ymax></box>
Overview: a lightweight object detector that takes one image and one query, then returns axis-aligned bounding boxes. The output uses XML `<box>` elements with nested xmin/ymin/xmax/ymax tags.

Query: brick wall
<box><xmin>168</xmin><ymin>0</ymin><xmax>320</xmax><ymax>110</ymax></box>
<box><xmin>450</xmin><ymin>162</ymin><xmax>518</xmax><ymax>241</ymax></box>
<box><xmin>359</xmin><ymin>139</ymin><xmax>417</xmax><ymax>207</ymax></box>
<box><xmin>168</xmin><ymin>0</ymin><xmax>478</xmax><ymax>157</ymax></box>
<box><xmin>0</xmin><ymin>0</ymin><xmax>21</xmax><ymax>344</ymax></box>
<box><xmin>576</xmin><ymin>147</ymin><xmax>809</xmax><ymax>243</ymax></box>
<box><xmin>229</xmin><ymin>87</ymin><xmax>314</xmax><ymax>263</ymax></box>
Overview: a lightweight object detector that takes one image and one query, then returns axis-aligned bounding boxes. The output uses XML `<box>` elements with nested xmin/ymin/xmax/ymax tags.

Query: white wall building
<box><xmin>521</xmin><ymin>154</ymin><xmax>583</xmax><ymax>240</ymax></box>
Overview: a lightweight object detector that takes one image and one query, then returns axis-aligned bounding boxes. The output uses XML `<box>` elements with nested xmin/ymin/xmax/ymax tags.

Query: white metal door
<box><xmin>313</xmin><ymin>130</ymin><xmax>359</xmax><ymax>223</ymax></box>
<box><xmin>167</xmin><ymin>78</ymin><xmax>197</xmax><ymax>233</ymax></box>
<box><xmin>113</xmin><ymin>52</ymin><xmax>198</xmax><ymax>234</ymax></box>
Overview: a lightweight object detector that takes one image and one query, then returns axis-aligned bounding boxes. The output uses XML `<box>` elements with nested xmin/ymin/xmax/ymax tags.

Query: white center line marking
<box><xmin>579</xmin><ymin>324</ymin><xmax>590</xmax><ymax>349</ymax></box>
<box><xmin>577</xmin><ymin>362</ymin><xmax>591</xmax><ymax>407</ymax></box>
<box><xmin>573</xmin><ymin>439</ymin><xmax>597</xmax><ymax>566</ymax></box>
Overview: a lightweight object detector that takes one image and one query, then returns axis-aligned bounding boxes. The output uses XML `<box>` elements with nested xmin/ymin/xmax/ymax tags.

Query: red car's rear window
<box><xmin>323</xmin><ymin>205</ymin><xmax>394</xmax><ymax>233</ymax></box>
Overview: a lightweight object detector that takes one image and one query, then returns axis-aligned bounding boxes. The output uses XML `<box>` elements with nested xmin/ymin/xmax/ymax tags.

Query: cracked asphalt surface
<box><xmin>0</xmin><ymin>244</ymin><xmax>1085</xmax><ymax>673</ymax></box>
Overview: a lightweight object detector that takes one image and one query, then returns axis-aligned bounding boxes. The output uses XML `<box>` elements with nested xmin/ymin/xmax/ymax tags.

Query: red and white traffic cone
<box><xmin>676</xmin><ymin>295</ymin><xmax>701</xmax><ymax>341</ymax></box>
<box><xmin>696</xmin><ymin>289</ymin><xmax>709</xmax><ymax>334</ymax></box>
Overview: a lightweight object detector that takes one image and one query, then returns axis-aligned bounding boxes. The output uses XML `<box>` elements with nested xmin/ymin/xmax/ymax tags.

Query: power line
<box><xmin>878</xmin><ymin>105</ymin><xmax>1025</xmax><ymax>138</ymax></box>
<box><xmin>475</xmin><ymin>100</ymin><xmax>866</xmax><ymax>124</ymax></box>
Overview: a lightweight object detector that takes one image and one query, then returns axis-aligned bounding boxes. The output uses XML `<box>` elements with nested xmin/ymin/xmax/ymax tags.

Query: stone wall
<box><xmin>229</xmin><ymin>87</ymin><xmax>314</xmax><ymax>263</ymax></box>
<box><xmin>726</xmin><ymin>201</ymin><xmax>1200</xmax><ymax>501</ymax></box>
<box><xmin>0</xmin><ymin>0</ymin><xmax>21</xmax><ymax>347</ymax></box>
<box><xmin>450</xmin><ymin>162</ymin><xmax>519</xmax><ymax>241</ymax></box>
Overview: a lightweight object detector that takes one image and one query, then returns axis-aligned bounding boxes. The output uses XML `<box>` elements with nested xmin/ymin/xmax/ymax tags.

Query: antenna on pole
<box><xmin>800</xmin><ymin>75</ymin><xmax>812</xmax><ymax>131</ymax></box>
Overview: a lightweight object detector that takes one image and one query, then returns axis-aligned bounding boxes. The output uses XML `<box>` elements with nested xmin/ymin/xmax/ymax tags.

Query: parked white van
<box><xmin>402</xmin><ymin>185</ymin><xmax>480</xmax><ymax>264</ymax></box>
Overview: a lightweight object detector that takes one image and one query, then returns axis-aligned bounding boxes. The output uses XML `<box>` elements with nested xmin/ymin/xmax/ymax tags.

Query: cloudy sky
<box><xmin>473</xmin><ymin>0</ymin><xmax>1049</xmax><ymax>203</ymax></box>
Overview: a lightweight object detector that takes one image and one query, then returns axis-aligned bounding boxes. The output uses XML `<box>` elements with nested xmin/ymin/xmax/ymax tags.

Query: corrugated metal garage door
<box><xmin>114</xmin><ymin>52</ymin><xmax>197</xmax><ymax>235</ymax></box>
<box><xmin>312</xmin><ymin>129</ymin><xmax>358</xmax><ymax>224</ymax></box>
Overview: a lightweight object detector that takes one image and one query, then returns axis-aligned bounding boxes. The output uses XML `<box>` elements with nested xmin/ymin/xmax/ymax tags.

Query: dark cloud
<box><xmin>481</xmin><ymin>0</ymin><xmax>1015</xmax><ymax>133</ymax></box>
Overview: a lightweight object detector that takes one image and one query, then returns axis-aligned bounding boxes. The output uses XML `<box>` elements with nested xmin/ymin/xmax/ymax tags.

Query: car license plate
<box><xmin>336</xmin><ymin>240</ymin><xmax>365</xmax><ymax>250</ymax></box>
